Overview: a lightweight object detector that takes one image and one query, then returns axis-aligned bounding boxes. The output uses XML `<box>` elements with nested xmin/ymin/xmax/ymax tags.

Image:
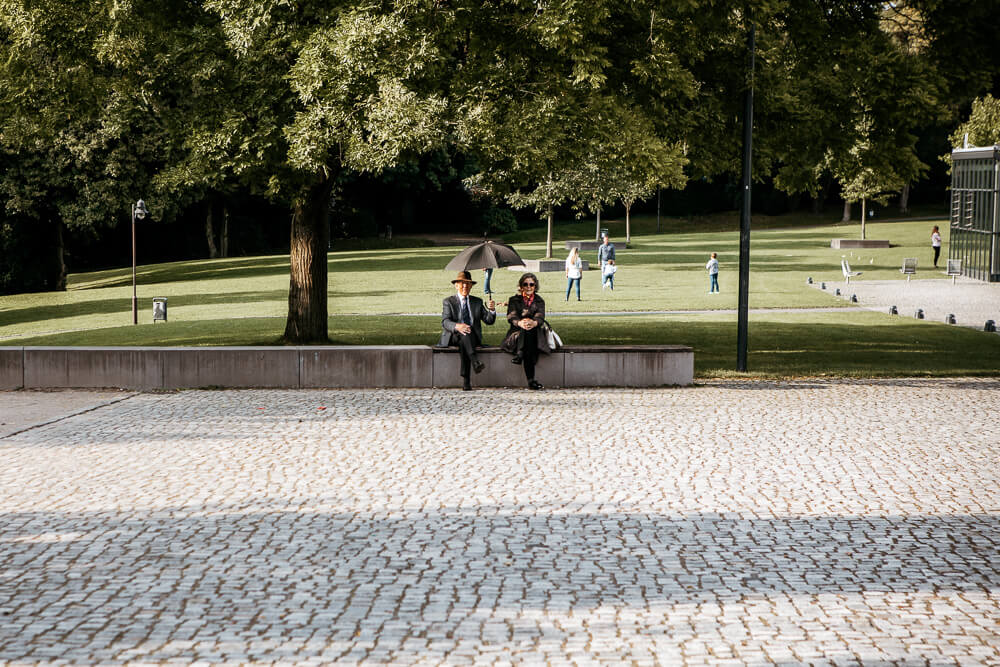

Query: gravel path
<box><xmin>813</xmin><ymin>276</ymin><xmax>1000</xmax><ymax>331</ymax></box>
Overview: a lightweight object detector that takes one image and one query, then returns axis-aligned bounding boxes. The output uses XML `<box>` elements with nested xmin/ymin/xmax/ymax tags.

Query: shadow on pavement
<box><xmin>0</xmin><ymin>505</ymin><xmax>997</xmax><ymax>662</ymax></box>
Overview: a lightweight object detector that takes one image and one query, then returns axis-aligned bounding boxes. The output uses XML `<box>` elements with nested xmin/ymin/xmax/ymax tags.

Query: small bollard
<box><xmin>821</xmin><ymin>282</ymin><xmax>826</xmax><ymax>290</ymax></box>
<box><xmin>986</xmin><ymin>320</ymin><xmax>996</xmax><ymax>332</ymax></box>
<box><xmin>915</xmin><ymin>308</ymin><xmax>924</xmax><ymax>319</ymax></box>
<box><xmin>945</xmin><ymin>313</ymin><xmax>956</xmax><ymax>325</ymax></box>
<box><xmin>807</xmin><ymin>277</ymin><xmax>813</xmax><ymax>284</ymax></box>
<box><xmin>850</xmin><ymin>294</ymin><xmax>858</xmax><ymax>303</ymax></box>
<box><xmin>889</xmin><ymin>305</ymin><xmax>898</xmax><ymax>315</ymax></box>
<box><xmin>835</xmin><ymin>288</ymin><xmax>841</xmax><ymax>296</ymax></box>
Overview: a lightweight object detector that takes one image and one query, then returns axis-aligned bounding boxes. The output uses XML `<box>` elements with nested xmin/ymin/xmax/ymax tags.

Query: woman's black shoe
<box><xmin>511</xmin><ymin>355</ymin><xmax>523</xmax><ymax>365</ymax></box>
<box><xmin>528</xmin><ymin>379</ymin><xmax>543</xmax><ymax>390</ymax></box>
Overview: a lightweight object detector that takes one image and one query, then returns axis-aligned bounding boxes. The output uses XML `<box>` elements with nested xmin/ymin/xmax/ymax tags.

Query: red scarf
<box><xmin>522</xmin><ymin>292</ymin><xmax>535</xmax><ymax>307</ymax></box>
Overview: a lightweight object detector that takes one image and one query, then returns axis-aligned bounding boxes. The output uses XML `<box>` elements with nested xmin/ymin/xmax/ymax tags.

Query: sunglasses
<box><xmin>521</xmin><ymin>282</ymin><xmax>536</xmax><ymax>287</ymax></box>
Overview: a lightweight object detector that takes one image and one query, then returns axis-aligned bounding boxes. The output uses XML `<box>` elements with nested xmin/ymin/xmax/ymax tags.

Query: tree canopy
<box><xmin>2</xmin><ymin>0</ymin><xmax>993</xmax><ymax>332</ymax></box>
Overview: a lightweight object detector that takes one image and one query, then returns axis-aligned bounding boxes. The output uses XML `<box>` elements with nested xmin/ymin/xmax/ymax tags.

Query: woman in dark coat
<box><xmin>502</xmin><ymin>272</ymin><xmax>546</xmax><ymax>390</ymax></box>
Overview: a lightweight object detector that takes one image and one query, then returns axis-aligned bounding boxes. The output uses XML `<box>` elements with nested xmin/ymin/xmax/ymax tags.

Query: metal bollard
<box><xmin>821</xmin><ymin>282</ymin><xmax>826</xmax><ymax>290</ymax></box>
<box><xmin>915</xmin><ymin>309</ymin><xmax>924</xmax><ymax>319</ymax></box>
<box><xmin>889</xmin><ymin>305</ymin><xmax>898</xmax><ymax>315</ymax></box>
<box><xmin>945</xmin><ymin>313</ymin><xmax>956</xmax><ymax>325</ymax></box>
<box><xmin>986</xmin><ymin>320</ymin><xmax>996</xmax><ymax>332</ymax></box>
<box><xmin>850</xmin><ymin>294</ymin><xmax>858</xmax><ymax>303</ymax></box>
<box><xmin>835</xmin><ymin>288</ymin><xmax>841</xmax><ymax>296</ymax></box>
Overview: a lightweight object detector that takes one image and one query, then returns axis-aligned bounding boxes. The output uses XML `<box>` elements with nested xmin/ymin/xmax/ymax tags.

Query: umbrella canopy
<box><xmin>445</xmin><ymin>240</ymin><xmax>526</xmax><ymax>272</ymax></box>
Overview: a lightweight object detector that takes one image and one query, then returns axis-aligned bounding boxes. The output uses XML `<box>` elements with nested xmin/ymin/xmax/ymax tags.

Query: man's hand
<box><xmin>456</xmin><ymin>323</ymin><xmax>472</xmax><ymax>335</ymax></box>
<box><xmin>487</xmin><ymin>299</ymin><xmax>495</xmax><ymax>311</ymax></box>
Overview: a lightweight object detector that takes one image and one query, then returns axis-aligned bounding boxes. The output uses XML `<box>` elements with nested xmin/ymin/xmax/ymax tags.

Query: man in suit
<box><xmin>439</xmin><ymin>270</ymin><xmax>497</xmax><ymax>390</ymax></box>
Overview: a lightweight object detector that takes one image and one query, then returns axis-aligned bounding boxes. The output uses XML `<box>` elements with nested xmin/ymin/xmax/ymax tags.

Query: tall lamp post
<box><xmin>736</xmin><ymin>19</ymin><xmax>755</xmax><ymax>372</ymax></box>
<box><xmin>131</xmin><ymin>199</ymin><xmax>149</xmax><ymax>325</ymax></box>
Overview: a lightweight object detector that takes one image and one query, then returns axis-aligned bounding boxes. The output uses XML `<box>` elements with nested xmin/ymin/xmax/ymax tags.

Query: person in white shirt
<box><xmin>565</xmin><ymin>247</ymin><xmax>583</xmax><ymax>301</ymax></box>
<box><xmin>931</xmin><ymin>226</ymin><xmax>942</xmax><ymax>268</ymax></box>
<box><xmin>706</xmin><ymin>252</ymin><xmax>720</xmax><ymax>293</ymax></box>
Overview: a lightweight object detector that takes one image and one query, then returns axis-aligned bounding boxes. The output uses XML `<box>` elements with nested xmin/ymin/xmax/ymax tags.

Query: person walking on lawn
<box><xmin>439</xmin><ymin>271</ymin><xmax>496</xmax><ymax>391</ymax></box>
<box><xmin>706</xmin><ymin>252</ymin><xmax>720</xmax><ymax>293</ymax></box>
<box><xmin>598</xmin><ymin>234</ymin><xmax>616</xmax><ymax>290</ymax></box>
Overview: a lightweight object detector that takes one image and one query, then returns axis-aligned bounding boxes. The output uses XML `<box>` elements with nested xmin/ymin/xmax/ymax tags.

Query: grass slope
<box><xmin>3</xmin><ymin>211</ymin><xmax>998</xmax><ymax>378</ymax></box>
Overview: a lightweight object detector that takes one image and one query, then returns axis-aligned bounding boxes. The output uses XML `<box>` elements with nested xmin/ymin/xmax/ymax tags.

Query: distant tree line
<box><xmin>1</xmin><ymin>0</ymin><xmax>998</xmax><ymax>342</ymax></box>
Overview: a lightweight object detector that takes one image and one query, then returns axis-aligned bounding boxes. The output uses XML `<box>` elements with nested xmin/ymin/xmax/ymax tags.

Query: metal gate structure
<box><xmin>949</xmin><ymin>145</ymin><xmax>1000</xmax><ymax>282</ymax></box>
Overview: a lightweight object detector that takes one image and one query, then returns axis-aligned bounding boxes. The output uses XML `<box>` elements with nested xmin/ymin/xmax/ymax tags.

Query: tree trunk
<box><xmin>625</xmin><ymin>201</ymin><xmax>631</xmax><ymax>246</ymax></box>
<box><xmin>221</xmin><ymin>205</ymin><xmax>229</xmax><ymax>257</ymax></box>
<box><xmin>812</xmin><ymin>178</ymin><xmax>831</xmax><ymax>215</ymax></box>
<box><xmin>595</xmin><ymin>208</ymin><xmax>602</xmax><ymax>241</ymax></box>
<box><xmin>860</xmin><ymin>197</ymin><xmax>867</xmax><ymax>240</ymax></box>
<box><xmin>283</xmin><ymin>180</ymin><xmax>332</xmax><ymax>344</ymax></box>
<box><xmin>899</xmin><ymin>183</ymin><xmax>910</xmax><ymax>214</ymax></box>
<box><xmin>545</xmin><ymin>206</ymin><xmax>553</xmax><ymax>259</ymax></box>
<box><xmin>841</xmin><ymin>199</ymin><xmax>851</xmax><ymax>222</ymax></box>
<box><xmin>205</xmin><ymin>203</ymin><xmax>218</xmax><ymax>259</ymax></box>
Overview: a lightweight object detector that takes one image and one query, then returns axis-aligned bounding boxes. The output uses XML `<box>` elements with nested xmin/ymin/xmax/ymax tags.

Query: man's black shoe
<box><xmin>473</xmin><ymin>359</ymin><xmax>485</xmax><ymax>374</ymax></box>
<box><xmin>511</xmin><ymin>355</ymin><xmax>523</xmax><ymax>365</ymax></box>
<box><xmin>528</xmin><ymin>379</ymin><xmax>543</xmax><ymax>390</ymax></box>
<box><xmin>463</xmin><ymin>379</ymin><xmax>472</xmax><ymax>391</ymax></box>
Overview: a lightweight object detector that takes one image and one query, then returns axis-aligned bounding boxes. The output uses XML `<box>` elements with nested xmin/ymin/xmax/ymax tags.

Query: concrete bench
<box><xmin>946</xmin><ymin>259</ymin><xmax>962</xmax><ymax>284</ymax></box>
<box><xmin>0</xmin><ymin>345</ymin><xmax>693</xmax><ymax>390</ymax></box>
<box><xmin>830</xmin><ymin>239</ymin><xmax>890</xmax><ymax>249</ymax></box>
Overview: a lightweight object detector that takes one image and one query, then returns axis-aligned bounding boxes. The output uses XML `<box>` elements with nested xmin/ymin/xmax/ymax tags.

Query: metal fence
<box><xmin>949</xmin><ymin>146</ymin><xmax>1000</xmax><ymax>282</ymax></box>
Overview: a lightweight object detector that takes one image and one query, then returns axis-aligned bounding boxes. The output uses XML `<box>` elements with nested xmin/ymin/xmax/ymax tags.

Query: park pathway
<box><xmin>1</xmin><ymin>380</ymin><xmax>999</xmax><ymax>664</ymax></box>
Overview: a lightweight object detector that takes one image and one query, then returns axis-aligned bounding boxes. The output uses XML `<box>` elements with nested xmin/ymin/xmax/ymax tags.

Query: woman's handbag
<box><xmin>542</xmin><ymin>321</ymin><xmax>562</xmax><ymax>350</ymax></box>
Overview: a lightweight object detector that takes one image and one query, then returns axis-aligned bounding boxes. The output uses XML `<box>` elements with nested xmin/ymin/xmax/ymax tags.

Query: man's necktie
<box><xmin>461</xmin><ymin>299</ymin><xmax>472</xmax><ymax>326</ymax></box>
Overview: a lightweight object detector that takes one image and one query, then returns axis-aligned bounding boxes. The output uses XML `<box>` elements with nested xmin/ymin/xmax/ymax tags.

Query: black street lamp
<box><xmin>131</xmin><ymin>199</ymin><xmax>149</xmax><ymax>325</ymax></box>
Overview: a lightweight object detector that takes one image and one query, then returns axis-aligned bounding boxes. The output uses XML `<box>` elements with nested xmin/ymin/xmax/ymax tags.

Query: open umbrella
<box><xmin>445</xmin><ymin>240</ymin><xmax>526</xmax><ymax>272</ymax></box>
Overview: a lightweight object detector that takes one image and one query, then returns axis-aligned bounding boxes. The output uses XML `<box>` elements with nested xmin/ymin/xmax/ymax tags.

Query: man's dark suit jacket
<box><xmin>439</xmin><ymin>294</ymin><xmax>496</xmax><ymax>347</ymax></box>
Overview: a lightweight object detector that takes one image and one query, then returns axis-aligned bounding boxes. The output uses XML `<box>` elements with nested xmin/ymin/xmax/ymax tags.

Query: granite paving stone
<box><xmin>0</xmin><ymin>379</ymin><xmax>998</xmax><ymax>664</ymax></box>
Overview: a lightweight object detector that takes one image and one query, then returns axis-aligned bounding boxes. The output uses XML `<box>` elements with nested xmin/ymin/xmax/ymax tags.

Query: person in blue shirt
<box><xmin>598</xmin><ymin>235</ymin><xmax>616</xmax><ymax>290</ymax></box>
<box><xmin>706</xmin><ymin>252</ymin><xmax>720</xmax><ymax>293</ymax></box>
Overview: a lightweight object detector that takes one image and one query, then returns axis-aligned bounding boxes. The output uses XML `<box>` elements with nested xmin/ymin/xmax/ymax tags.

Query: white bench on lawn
<box><xmin>841</xmin><ymin>259</ymin><xmax>862</xmax><ymax>283</ymax></box>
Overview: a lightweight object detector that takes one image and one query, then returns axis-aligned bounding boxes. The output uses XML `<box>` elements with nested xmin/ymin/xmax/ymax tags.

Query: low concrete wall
<box><xmin>300</xmin><ymin>346</ymin><xmax>433</xmax><ymax>388</ymax></box>
<box><xmin>0</xmin><ymin>348</ymin><xmax>23</xmax><ymax>390</ymax></box>
<box><xmin>1</xmin><ymin>345</ymin><xmax>694</xmax><ymax>389</ymax></box>
<box><xmin>517</xmin><ymin>259</ymin><xmax>591</xmax><ymax>273</ymax></box>
<box><xmin>565</xmin><ymin>241</ymin><xmax>602</xmax><ymax>251</ymax></box>
<box><xmin>24</xmin><ymin>347</ymin><xmax>163</xmax><ymax>390</ymax></box>
<box><xmin>432</xmin><ymin>348</ymin><xmax>565</xmax><ymax>388</ymax></box>
<box><xmin>831</xmin><ymin>239</ymin><xmax>890</xmax><ymax>249</ymax></box>
<box><xmin>433</xmin><ymin>345</ymin><xmax>693</xmax><ymax>387</ymax></box>
<box><xmin>162</xmin><ymin>347</ymin><xmax>300</xmax><ymax>389</ymax></box>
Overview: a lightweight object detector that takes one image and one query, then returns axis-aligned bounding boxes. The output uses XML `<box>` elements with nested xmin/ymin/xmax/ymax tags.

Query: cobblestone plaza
<box><xmin>2</xmin><ymin>380</ymin><xmax>999</xmax><ymax>664</ymax></box>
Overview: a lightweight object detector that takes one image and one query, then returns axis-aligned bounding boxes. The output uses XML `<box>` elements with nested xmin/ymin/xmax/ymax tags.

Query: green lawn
<box><xmin>3</xmin><ymin>211</ymin><xmax>998</xmax><ymax>378</ymax></box>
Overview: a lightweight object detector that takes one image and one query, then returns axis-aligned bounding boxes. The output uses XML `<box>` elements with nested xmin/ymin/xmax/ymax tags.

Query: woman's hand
<box><xmin>518</xmin><ymin>318</ymin><xmax>537</xmax><ymax>330</ymax></box>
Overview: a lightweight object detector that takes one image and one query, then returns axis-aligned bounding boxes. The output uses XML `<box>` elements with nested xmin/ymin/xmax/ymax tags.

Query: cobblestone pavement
<box><xmin>1</xmin><ymin>380</ymin><xmax>999</xmax><ymax>665</ymax></box>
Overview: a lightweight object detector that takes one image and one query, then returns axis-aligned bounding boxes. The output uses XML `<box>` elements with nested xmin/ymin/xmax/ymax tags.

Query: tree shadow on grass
<box><xmin>0</xmin><ymin>504</ymin><xmax>996</xmax><ymax>663</ymax></box>
<box><xmin>72</xmin><ymin>257</ymin><xmax>294</xmax><ymax>289</ymax></box>
<box><xmin>0</xmin><ymin>291</ymin><xmax>290</xmax><ymax>328</ymax></box>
